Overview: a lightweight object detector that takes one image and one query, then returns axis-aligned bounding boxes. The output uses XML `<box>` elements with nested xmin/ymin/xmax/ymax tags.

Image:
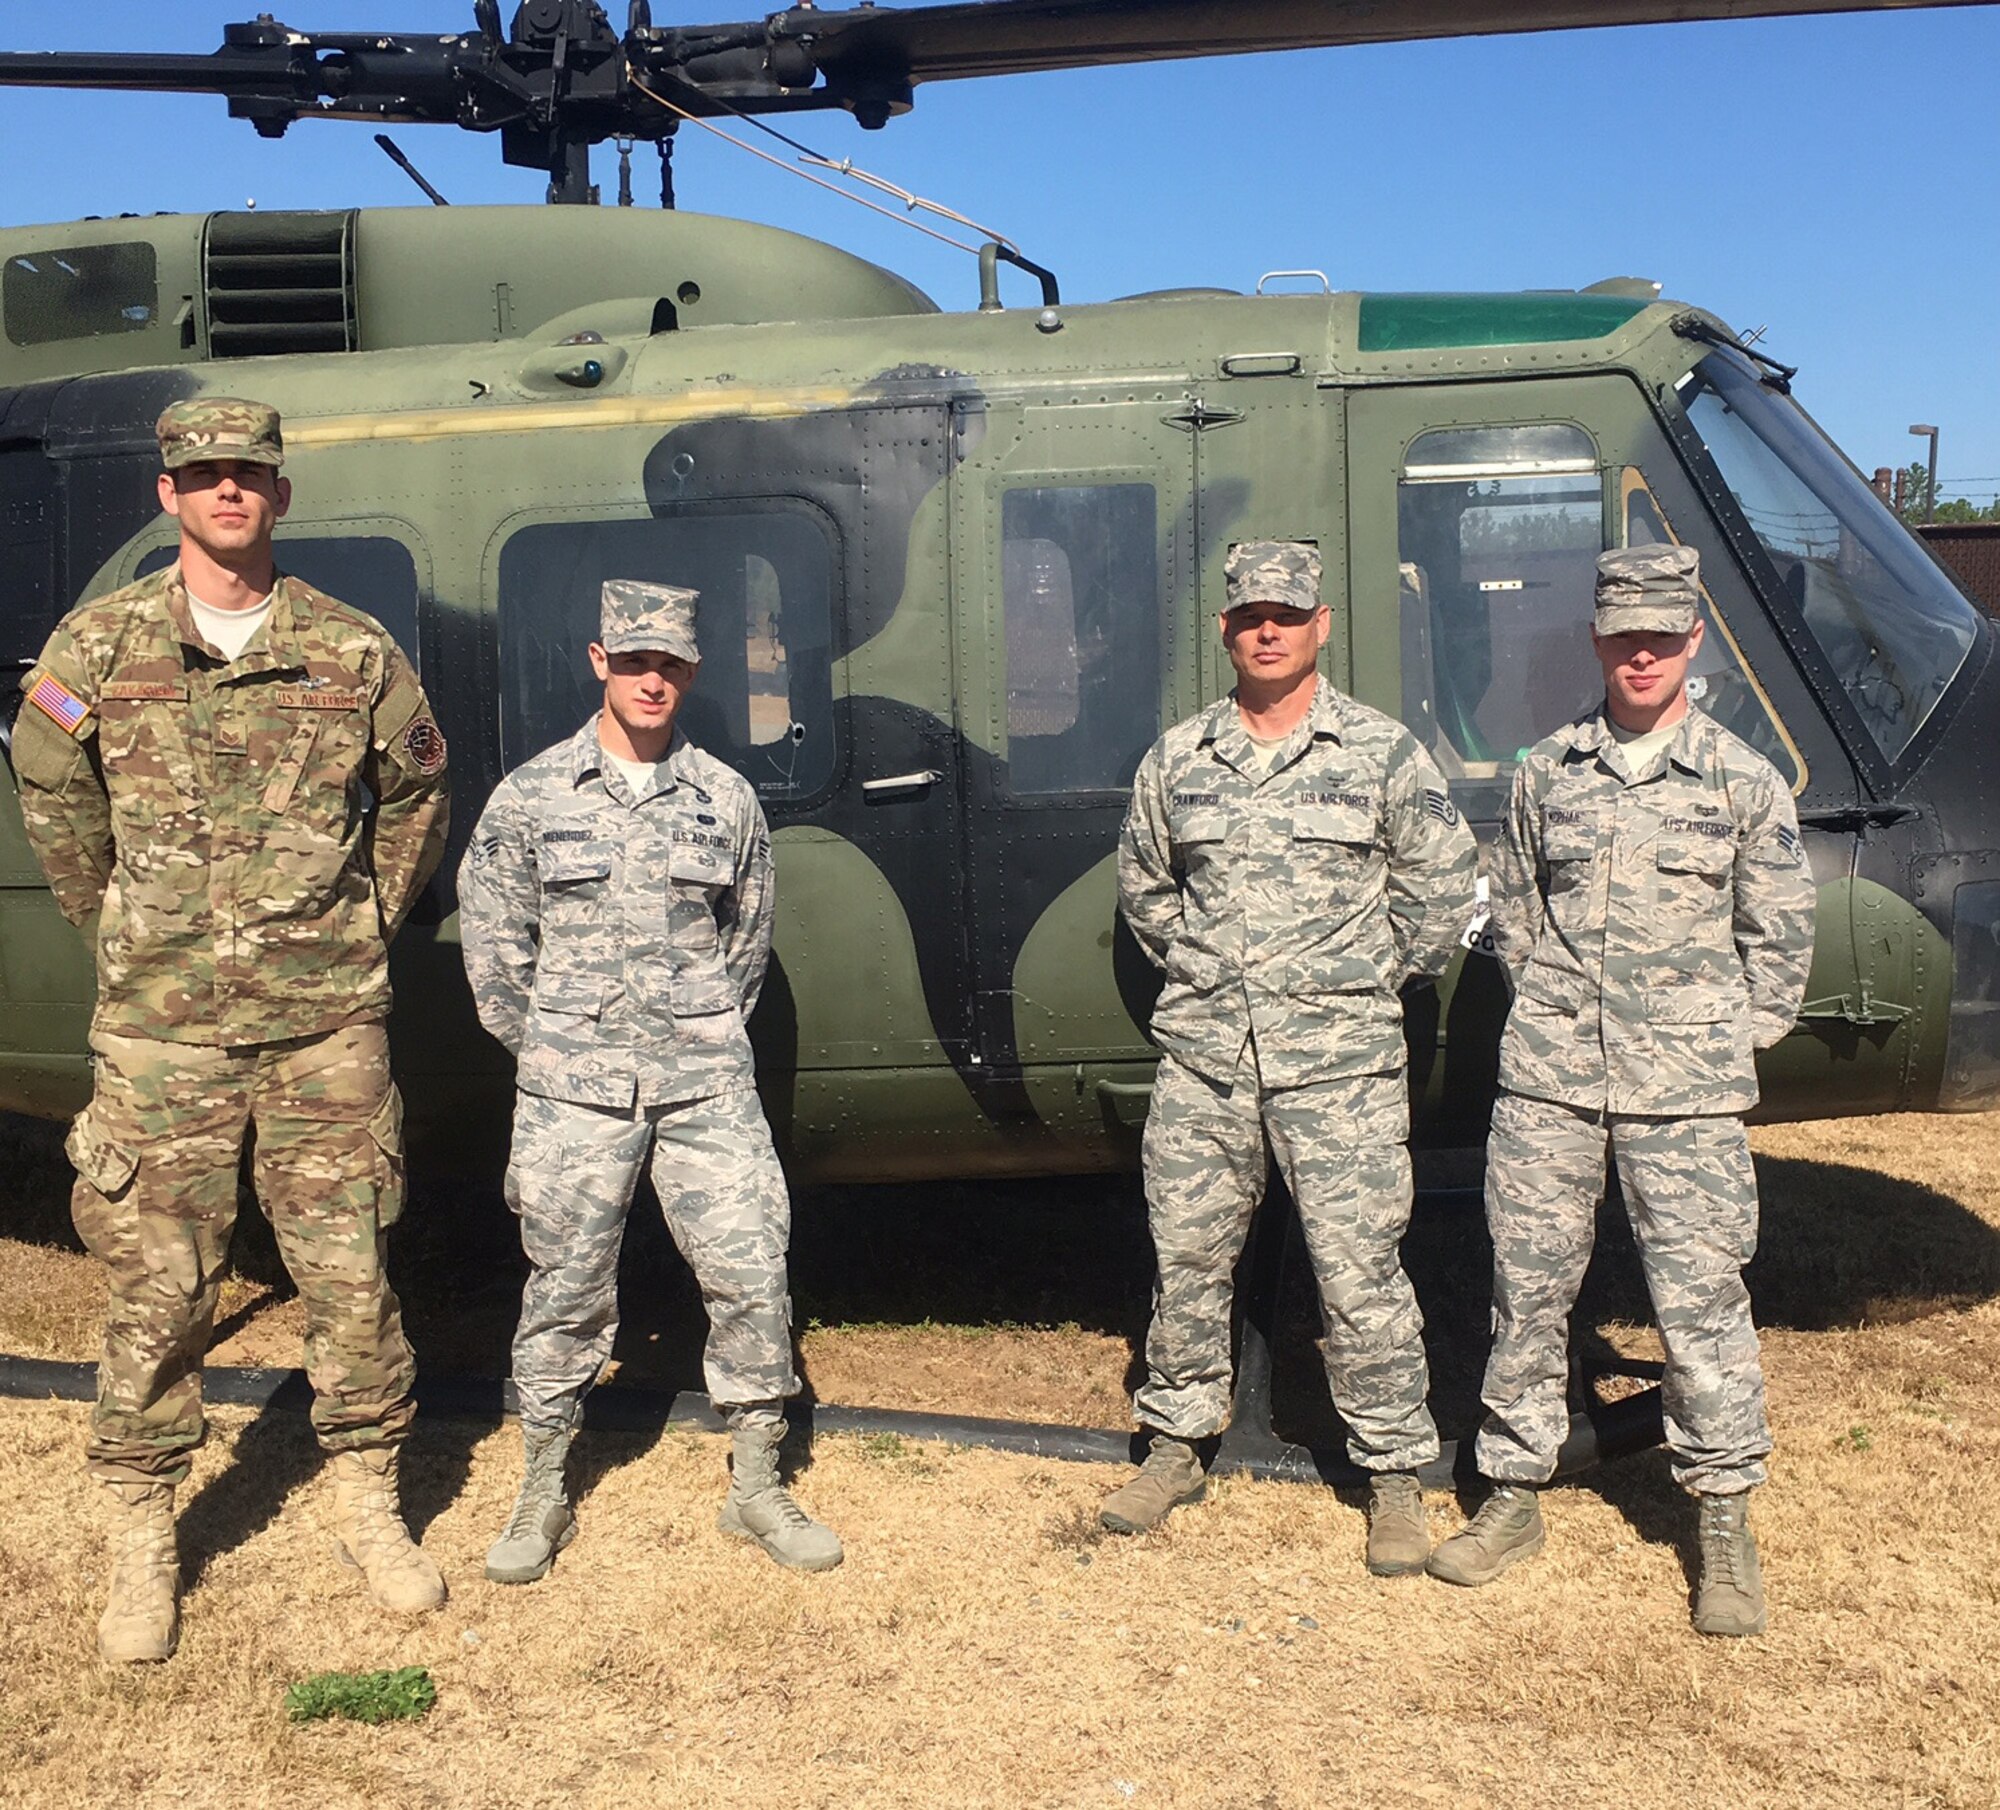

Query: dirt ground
<box><xmin>1</xmin><ymin>1111</ymin><xmax>1998</xmax><ymax>1808</ymax></box>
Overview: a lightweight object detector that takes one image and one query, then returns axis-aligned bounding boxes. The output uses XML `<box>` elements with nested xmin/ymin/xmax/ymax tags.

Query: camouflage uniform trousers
<box><xmin>1135</xmin><ymin>1050</ymin><xmax>1439</xmax><ymax>1470</ymax></box>
<box><xmin>1475</xmin><ymin>1090</ymin><xmax>1771</xmax><ymax>1494</ymax></box>
<box><xmin>505</xmin><ymin>1084</ymin><xmax>799</xmax><ymax>1431</ymax></box>
<box><xmin>65</xmin><ymin>1022</ymin><xmax>415</xmax><ymax>1485</ymax></box>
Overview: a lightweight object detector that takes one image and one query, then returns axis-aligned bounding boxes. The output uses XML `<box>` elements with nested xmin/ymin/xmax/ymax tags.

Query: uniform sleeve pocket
<box><xmin>65</xmin><ymin>1108</ymin><xmax>139</xmax><ymax>1197</ymax></box>
<box><xmin>533</xmin><ymin>972</ymin><xmax>607</xmax><ymax>1018</ymax></box>
<box><xmin>1292</xmin><ymin>805</ymin><xmax>1374</xmax><ymax>848</ymax></box>
<box><xmin>1657</xmin><ymin>836</ymin><xmax>1735</xmax><ymax>876</ymax></box>
<box><xmin>542</xmin><ymin>846</ymin><xmax>614</xmax><ymax>886</ymax></box>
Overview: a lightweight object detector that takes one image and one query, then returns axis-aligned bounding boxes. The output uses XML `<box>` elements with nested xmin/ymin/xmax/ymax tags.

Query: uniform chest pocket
<box><xmin>668</xmin><ymin>840</ymin><xmax>731</xmax><ymax>889</ymax></box>
<box><xmin>1657</xmin><ymin>833</ymin><xmax>1735</xmax><ymax>886</ymax></box>
<box><xmin>1169</xmin><ymin>808</ymin><xmax>1230</xmax><ymax>848</ymax></box>
<box><xmin>1541</xmin><ymin>815</ymin><xmax>1601</xmax><ymax>864</ymax></box>
<box><xmin>96</xmin><ymin>691</ymin><xmax>198</xmax><ymax>811</ymax></box>
<box><xmin>1292</xmin><ymin>804</ymin><xmax>1375</xmax><ymax>850</ymax></box>
<box><xmin>541</xmin><ymin>844</ymin><xmax>614</xmax><ymax>888</ymax></box>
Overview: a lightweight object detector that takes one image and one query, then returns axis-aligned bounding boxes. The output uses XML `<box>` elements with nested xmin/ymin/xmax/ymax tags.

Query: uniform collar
<box><xmin>571</xmin><ymin>716</ymin><xmax>690</xmax><ymax>805</ymax></box>
<box><xmin>1566</xmin><ymin>701</ymin><xmax>1715</xmax><ymax>781</ymax></box>
<box><xmin>1201</xmin><ymin>676</ymin><xmax>1344</xmax><ymax>779</ymax></box>
<box><xmin>158</xmin><ymin>559</ymin><xmax>307</xmax><ymax>678</ymax></box>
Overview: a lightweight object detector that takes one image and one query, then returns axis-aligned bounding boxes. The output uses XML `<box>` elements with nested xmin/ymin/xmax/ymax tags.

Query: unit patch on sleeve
<box><xmin>403</xmin><ymin>716</ymin><xmax>448</xmax><ymax>776</ymax></box>
<box><xmin>25</xmin><ymin>672</ymin><xmax>90</xmax><ymax>736</ymax></box>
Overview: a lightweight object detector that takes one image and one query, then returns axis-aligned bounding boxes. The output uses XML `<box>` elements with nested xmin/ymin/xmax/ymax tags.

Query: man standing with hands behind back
<box><xmin>12</xmin><ymin>397</ymin><xmax>451</xmax><ymax>1663</ymax></box>
<box><xmin>1105</xmin><ymin>540</ymin><xmax>1476</xmax><ymax>1573</ymax></box>
<box><xmin>1428</xmin><ymin>545</ymin><xmax>1815</xmax><ymax>1637</ymax></box>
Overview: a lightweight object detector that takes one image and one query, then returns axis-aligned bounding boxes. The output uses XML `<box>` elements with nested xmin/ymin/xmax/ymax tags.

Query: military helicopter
<box><xmin>2</xmin><ymin>0</ymin><xmax>1997</xmax><ymax>1194</ymax></box>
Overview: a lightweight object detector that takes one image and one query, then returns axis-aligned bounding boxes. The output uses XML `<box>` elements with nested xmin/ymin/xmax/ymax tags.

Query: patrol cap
<box><xmin>1224</xmin><ymin>539</ymin><xmax>1322</xmax><ymax>614</ymax></box>
<box><xmin>1594</xmin><ymin>544</ymin><xmax>1700</xmax><ymax>636</ymax></box>
<box><xmin>599</xmin><ymin>578</ymin><xmax>700</xmax><ymax>661</ymax></box>
<box><xmin>155</xmin><ymin>396</ymin><xmax>284</xmax><ymax>471</ymax></box>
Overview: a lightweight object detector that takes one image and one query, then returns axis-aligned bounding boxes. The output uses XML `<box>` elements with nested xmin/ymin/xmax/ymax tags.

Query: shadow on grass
<box><xmin>8</xmin><ymin>1110</ymin><xmax>2000</xmax><ymax>1461</ymax></box>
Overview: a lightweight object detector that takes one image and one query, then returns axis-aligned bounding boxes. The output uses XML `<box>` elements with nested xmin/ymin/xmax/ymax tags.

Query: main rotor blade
<box><xmin>793</xmin><ymin>0</ymin><xmax>1995</xmax><ymax>85</ymax></box>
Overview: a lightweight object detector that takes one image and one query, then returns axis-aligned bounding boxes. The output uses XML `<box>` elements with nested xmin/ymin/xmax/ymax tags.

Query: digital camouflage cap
<box><xmin>600</xmin><ymin>579</ymin><xmax>700</xmax><ymax>661</ymax></box>
<box><xmin>1595</xmin><ymin>545</ymin><xmax>1701</xmax><ymax>635</ymax></box>
<box><xmin>1224</xmin><ymin>540</ymin><xmax>1321</xmax><ymax>614</ymax></box>
<box><xmin>156</xmin><ymin>396</ymin><xmax>284</xmax><ymax>470</ymax></box>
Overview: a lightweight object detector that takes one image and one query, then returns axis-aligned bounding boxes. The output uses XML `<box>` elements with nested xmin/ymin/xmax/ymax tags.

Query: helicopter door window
<box><xmin>1000</xmin><ymin>484</ymin><xmax>1160</xmax><ymax>795</ymax></box>
<box><xmin>136</xmin><ymin>534</ymin><xmax>424</xmax><ymax>674</ymax></box>
<box><xmin>3</xmin><ymin>243</ymin><xmax>158</xmax><ymax>347</ymax></box>
<box><xmin>497</xmin><ymin>507</ymin><xmax>836</xmax><ymax>801</ymax></box>
<box><xmin>1396</xmin><ymin>424</ymin><xmax>1604</xmax><ymax>818</ymax></box>
<box><xmin>1620</xmin><ymin>467</ymin><xmax>1803</xmax><ymax>788</ymax></box>
<box><xmin>1680</xmin><ymin>348</ymin><xmax>1982</xmax><ymax>766</ymax></box>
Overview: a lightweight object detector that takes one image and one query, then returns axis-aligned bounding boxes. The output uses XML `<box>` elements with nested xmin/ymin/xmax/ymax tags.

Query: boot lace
<box><xmin>502</xmin><ymin>1443</ymin><xmax>569</xmax><ymax>1541</ymax></box>
<box><xmin>1699</xmin><ymin>1497</ymin><xmax>1747</xmax><ymax>1589</ymax></box>
<box><xmin>1468</xmin><ymin>1485</ymin><xmax>1532</xmax><ymax>1535</ymax></box>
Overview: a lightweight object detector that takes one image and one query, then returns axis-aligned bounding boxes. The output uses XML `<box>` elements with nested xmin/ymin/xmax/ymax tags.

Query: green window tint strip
<box><xmin>1358</xmin><ymin>294</ymin><xmax>1646</xmax><ymax>352</ymax></box>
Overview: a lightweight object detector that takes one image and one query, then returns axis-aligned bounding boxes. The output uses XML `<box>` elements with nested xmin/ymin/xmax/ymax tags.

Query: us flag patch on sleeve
<box><xmin>25</xmin><ymin>672</ymin><xmax>90</xmax><ymax>736</ymax></box>
<box><xmin>1423</xmin><ymin>788</ymin><xmax>1460</xmax><ymax>827</ymax></box>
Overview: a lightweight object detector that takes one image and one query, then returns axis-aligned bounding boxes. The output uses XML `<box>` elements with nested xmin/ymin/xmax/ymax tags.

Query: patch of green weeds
<box><xmin>1842</xmin><ymin>1424</ymin><xmax>1874</xmax><ymax>1454</ymax></box>
<box><xmin>284</xmin><ymin>1666</ymin><xmax>436</xmax><ymax>1725</ymax></box>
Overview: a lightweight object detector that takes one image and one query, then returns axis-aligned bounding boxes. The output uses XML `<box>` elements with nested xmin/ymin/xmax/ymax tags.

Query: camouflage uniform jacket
<box><xmin>13</xmin><ymin>563</ymin><xmax>449</xmax><ymax>1046</ymax></box>
<box><xmin>1489</xmin><ymin>703</ymin><xmax>1815</xmax><ymax>1116</ymax></box>
<box><xmin>1119</xmin><ymin>681</ymin><xmax>1478</xmax><ymax>1091</ymax></box>
<box><xmin>458</xmin><ymin>719</ymin><xmax>773</xmax><ymax>1109</ymax></box>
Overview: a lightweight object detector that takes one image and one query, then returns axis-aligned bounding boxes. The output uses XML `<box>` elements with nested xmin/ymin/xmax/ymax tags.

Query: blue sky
<box><xmin>5</xmin><ymin>3</ymin><xmax>1998</xmax><ymax>497</ymax></box>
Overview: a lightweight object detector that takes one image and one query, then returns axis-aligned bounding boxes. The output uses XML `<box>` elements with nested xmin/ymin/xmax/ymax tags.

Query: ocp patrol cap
<box><xmin>1224</xmin><ymin>539</ymin><xmax>1322</xmax><ymax>614</ymax></box>
<box><xmin>600</xmin><ymin>578</ymin><xmax>700</xmax><ymax>661</ymax></box>
<box><xmin>1595</xmin><ymin>544</ymin><xmax>1700</xmax><ymax>635</ymax></box>
<box><xmin>156</xmin><ymin>396</ymin><xmax>285</xmax><ymax>470</ymax></box>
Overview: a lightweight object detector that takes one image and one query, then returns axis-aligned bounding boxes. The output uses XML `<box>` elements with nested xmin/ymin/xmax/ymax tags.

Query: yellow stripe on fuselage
<box><xmin>282</xmin><ymin>385</ymin><xmax>861</xmax><ymax>449</ymax></box>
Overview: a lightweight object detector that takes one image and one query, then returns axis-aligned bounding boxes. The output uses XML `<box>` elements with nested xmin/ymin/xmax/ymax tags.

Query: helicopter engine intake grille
<box><xmin>202</xmin><ymin>211</ymin><xmax>358</xmax><ymax>359</ymax></box>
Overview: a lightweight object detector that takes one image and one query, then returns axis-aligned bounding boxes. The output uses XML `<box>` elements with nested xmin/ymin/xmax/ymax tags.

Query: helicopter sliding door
<box><xmin>947</xmin><ymin>397</ymin><xmax>1195</xmax><ymax>1165</ymax></box>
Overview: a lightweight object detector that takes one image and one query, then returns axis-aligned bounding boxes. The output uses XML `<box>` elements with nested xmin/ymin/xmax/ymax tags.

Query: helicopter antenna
<box><xmin>373</xmin><ymin>134</ymin><xmax>451</xmax><ymax>205</ymax></box>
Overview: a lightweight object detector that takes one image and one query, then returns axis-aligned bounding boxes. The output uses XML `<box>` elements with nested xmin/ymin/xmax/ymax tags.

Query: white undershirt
<box><xmin>603</xmin><ymin>750</ymin><xmax>664</xmax><ymax>797</ymax></box>
<box><xmin>187</xmin><ymin>589</ymin><xmax>272</xmax><ymax>662</ymax></box>
<box><xmin>1246</xmin><ymin>728</ymin><xmax>1292</xmax><ymax>775</ymax></box>
<box><xmin>1607</xmin><ymin>712</ymin><xmax>1679</xmax><ymax>773</ymax></box>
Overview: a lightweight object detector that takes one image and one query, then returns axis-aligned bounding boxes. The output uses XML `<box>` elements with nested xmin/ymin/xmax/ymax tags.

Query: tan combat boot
<box><xmin>718</xmin><ymin>1420</ymin><xmax>844</xmax><ymax>1571</ymax></box>
<box><xmin>486</xmin><ymin>1423</ymin><xmax>577</xmax><ymax>1585</ymax></box>
<box><xmin>1099</xmin><ymin>1436</ymin><xmax>1206</xmax><ymax>1535</ymax></box>
<box><xmin>1364</xmin><ymin>1472</ymin><xmax>1429</xmax><ymax>1577</ymax></box>
<box><xmin>329</xmin><ymin>1447</ymin><xmax>447</xmax><ymax>1613</ymax></box>
<box><xmin>98</xmin><ymin>1479</ymin><xmax>180</xmax><ymax>1664</ymax></box>
<box><xmin>1425</xmin><ymin>1482</ymin><xmax>1546</xmax><ymax>1586</ymax></box>
<box><xmin>1692</xmin><ymin>1491</ymin><xmax>1767</xmax><ymax>1637</ymax></box>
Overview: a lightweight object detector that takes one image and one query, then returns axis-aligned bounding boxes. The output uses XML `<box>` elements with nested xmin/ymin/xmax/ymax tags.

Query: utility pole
<box><xmin>1910</xmin><ymin>423</ymin><xmax>1941</xmax><ymax>524</ymax></box>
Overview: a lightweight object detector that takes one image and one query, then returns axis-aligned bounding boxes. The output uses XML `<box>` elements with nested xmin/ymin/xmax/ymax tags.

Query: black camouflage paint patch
<box><xmin>404</xmin><ymin>716</ymin><xmax>447</xmax><ymax>776</ymax></box>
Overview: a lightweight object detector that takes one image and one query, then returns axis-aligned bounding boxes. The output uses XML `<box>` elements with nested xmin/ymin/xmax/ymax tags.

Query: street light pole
<box><xmin>1910</xmin><ymin>423</ymin><xmax>1940</xmax><ymax>524</ymax></box>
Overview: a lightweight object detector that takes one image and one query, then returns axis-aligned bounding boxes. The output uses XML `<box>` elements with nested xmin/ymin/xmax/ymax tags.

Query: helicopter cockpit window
<box><xmin>1001</xmin><ymin>484</ymin><xmax>1160</xmax><ymax>794</ymax></box>
<box><xmin>1620</xmin><ymin>468</ymin><xmax>1802</xmax><ymax>788</ymax></box>
<box><xmin>497</xmin><ymin>507</ymin><xmax>836</xmax><ymax>801</ymax></box>
<box><xmin>4</xmin><ymin>243</ymin><xmax>158</xmax><ymax>347</ymax></box>
<box><xmin>1682</xmin><ymin>349</ymin><xmax>1982</xmax><ymax>765</ymax></box>
<box><xmin>1396</xmin><ymin>424</ymin><xmax>1605</xmax><ymax>818</ymax></box>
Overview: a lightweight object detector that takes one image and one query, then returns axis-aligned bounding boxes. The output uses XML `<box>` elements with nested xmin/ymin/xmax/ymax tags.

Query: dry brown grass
<box><xmin>1</xmin><ymin>1113</ymin><xmax>1998</xmax><ymax>1807</ymax></box>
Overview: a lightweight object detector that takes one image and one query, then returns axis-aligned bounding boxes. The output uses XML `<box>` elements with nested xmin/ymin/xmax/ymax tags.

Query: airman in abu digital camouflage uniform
<box><xmin>459</xmin><ymin>579</ymin><xmax>840</xmax><ymax>1581</ymax></box>
<box><xmin>1427</xmin><ymin>545</ymin><xmax>1815</xmax><ymax>1637</ymax></box>
<box><xmin>1103</xmin><ymin>540</ymin><xmax>1478</xmax><ymax>1574</ymax></box>
<box><xmin>12</xmin><ymin>397</ymin><xmax>452</xmax><ymax>1662</ymax></box>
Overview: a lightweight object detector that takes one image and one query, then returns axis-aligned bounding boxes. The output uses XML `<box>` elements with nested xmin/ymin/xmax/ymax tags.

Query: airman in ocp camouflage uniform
<box><xmin>459</xmin><ymin>578</ymin><xmax>841</xmax><ymax>1582</ymax></box>
<box><xmin>1427</xmin><ymin>545</ymin><xmax>1816</xmax><ymax>1637</ymax></box>
<box><xmin>1103</xmin><ymin>540</ymin><xmax>1478</xmax><ymax>1574</ymax></box>
<box><xmin>12</xmin><ymin>397</ymin><xmax>452</xmax><ymax>1662</ymax></box>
